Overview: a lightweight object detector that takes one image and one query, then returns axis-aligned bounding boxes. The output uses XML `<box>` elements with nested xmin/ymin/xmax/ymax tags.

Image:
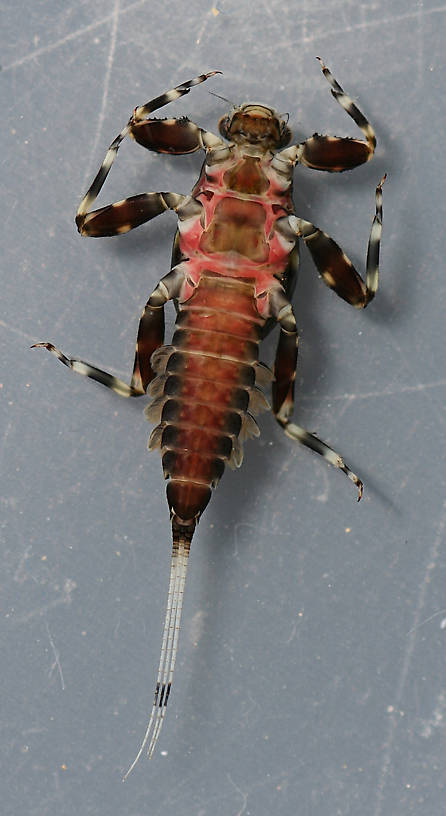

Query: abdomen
<box><xmin>146</xmin><ymin>271</ymin><xmax>269</xmax><ymax>526</ymax></box>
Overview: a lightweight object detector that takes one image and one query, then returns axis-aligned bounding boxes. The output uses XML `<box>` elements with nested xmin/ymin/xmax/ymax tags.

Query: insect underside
<box><xmin>33</xmin><ymin>61</ymin><xmax>385</xmax><ymax>776</ymax></box>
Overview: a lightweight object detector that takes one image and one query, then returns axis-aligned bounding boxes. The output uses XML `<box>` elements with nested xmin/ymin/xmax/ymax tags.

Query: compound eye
<box><xmin>218</xmin><ymin>115</ymin><xmax>231</xmax><ymax>138</ymax></box>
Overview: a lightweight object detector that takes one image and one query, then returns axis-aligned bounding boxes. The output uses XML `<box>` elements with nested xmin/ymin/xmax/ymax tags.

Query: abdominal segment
<box><xmin>146</xmin><ymin>272</ymin><xmax>269</xmax><ymax>526</ymax></box>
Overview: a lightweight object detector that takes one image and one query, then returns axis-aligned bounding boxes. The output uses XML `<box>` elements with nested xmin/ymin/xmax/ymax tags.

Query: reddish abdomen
<box><xmin>148</xmin><ymin>272</ymin><xmax>266</xmax><ymax>525</ymax></box>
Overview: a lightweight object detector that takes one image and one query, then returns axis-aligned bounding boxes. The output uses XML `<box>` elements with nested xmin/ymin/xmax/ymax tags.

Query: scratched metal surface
<box><xmin>3</xmin><ymin>1</ymin><xmax>446</xmax><ymax>814</ymax></box>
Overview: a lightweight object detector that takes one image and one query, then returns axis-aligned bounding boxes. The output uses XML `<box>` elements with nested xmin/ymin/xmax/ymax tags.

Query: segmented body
<box><xmin>33</xmin><ymin>64</ymin><xmax>385</xmax><ymax>773</ymax></box>
<box><xmin>148</xmin><ymin>143</ymin><xmax>296</xmax><ymax>528</ymax></box>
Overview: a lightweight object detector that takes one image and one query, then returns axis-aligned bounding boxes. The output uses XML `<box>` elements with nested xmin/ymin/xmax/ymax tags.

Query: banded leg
<box><xmin>286</xmin><ymin>175</ymin><xmax>385</xmax><ymax>307</ymax></box>
<box><xmin>269</xmin><ymin>286</ymin><xmax>362</xmax><ymax>499</ymax></box>
<box><xmin>297</xmin><ymin>58</ymin><xmax>376</xmax><ymax>172</ymax></box>
<box><xmin>77</xmin><ymin>191</ymin><xmax>186</xmax><ymax>238</ymax></box>
<box><xmin>31</xmin><ymin>267</ymin><xmax>186</xmax><ymax>395</ymax></box>
<box><xmin>280</xmin><ymin>419</ymin><xmax>363</xmax><ymax>500</ymax></box>
<box><xmin>130</xmin><ymin>112</ymin><xmax>224</xmax><ymax>156</ymax></box>
<box><xmin>269</xmin><ymin>286</ymin><xmax>299</xmax><ymax>423</ymax></box>
<box><xmin>76</xmin><ymin>71</ymin><xmax>222</xmax><ymax>235</ymax></box>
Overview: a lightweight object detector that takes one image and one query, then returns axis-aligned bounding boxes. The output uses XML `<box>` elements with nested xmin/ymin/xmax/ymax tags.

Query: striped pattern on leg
<box><xmin>31</xmin><ymin>342</ymin><xmax>144</xmax><ymax>397</ymax></box>
<box><xmin>316</xmin><ymin>57</ymin><xmax>376</xmax><ymax>154</ymax></box>
<box><xmin>288</xmin><ymin>174</ymin><xmax>386</xmax><ymax>307</ymax></box>
<box><xmin>76</xmin><ymin>72</ymin><xmax>220</xmax><ymax>229</ymax></box>
<box><xmin>296</xmin><ymin>59</ymin><xmax>377</xmax><ymax>172</ymax></box>
<box><xmin>279</xmin><ymin>418</ymin><xmax>363</xmax><ymax>500</ymax></box>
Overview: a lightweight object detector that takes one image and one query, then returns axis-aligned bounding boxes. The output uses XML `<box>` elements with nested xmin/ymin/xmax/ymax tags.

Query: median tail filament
<box><xmin>123</xmin><ymin>522</ymin><xmax>193</xmax><ymax>779</ymax></box>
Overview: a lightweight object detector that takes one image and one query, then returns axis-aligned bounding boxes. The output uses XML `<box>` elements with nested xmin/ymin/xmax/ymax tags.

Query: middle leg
<box><xmin>77</xmin><ymin>191</ymin><xmax>186</xmax><ymax>238</ymax></box>
<box><xmin>280</xmin><ymin>175</ymin><xmax>385</xmax><ymax>307</ymax></box>
<box><xmin>76</xmin><ymin>72</ymin><xmax>219</xmax><ymax>221</ymax></box>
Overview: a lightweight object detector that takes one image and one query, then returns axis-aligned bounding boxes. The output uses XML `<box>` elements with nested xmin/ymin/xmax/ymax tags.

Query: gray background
<box><xmin>3</xmin><ymin>1</ymin><xmax>446</xmax><ymax>814</ymax></box>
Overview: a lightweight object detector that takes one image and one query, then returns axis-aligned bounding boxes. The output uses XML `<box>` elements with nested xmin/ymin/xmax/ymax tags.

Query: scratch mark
<box><xmin>13</xmin><ymin>578</ymin><xmax>77</xmax><ymax>625</ymax></box>
<box><xmin>0</xmin><ymin>319</ymin><xmax>40</xmax><ymax>344</ymax></box>
<box><xmin>45</xmin><ymin>619</ymin><xmax>65</xmax><ymax>690</ymax></box>
<box><xmin>195</xmin><ymin>5</ymin><xmax>220</xmax><ymax>46</ymax></box>
<box><xmin>417</xmin><ymin>692</ymin><xmax>446</xmax><ymax>738</ymax></box>
<box><xmin>82</xmin><ymin>0</ymin><xmax>121</xmax><ymax>188</ymax></box>
<box><xmin>3</xmin><ymin>198</ymin><xmax>18</xmax><ymax>231</ymax></box>
<box><xmin>406</xmin><ymin>607</ymin><xmax>446</xmax><ymax>636</ymax></box>
<box><xmin>154</xmin><ymin>751</ymin><xmax>287</xmax><ymax>815</ymax></box>
<box><xmin>2</xmin><ymin>0</ymin><xmax>148</xmax><ymax>72</ymax></box>
<box><xmin>315</xmin><ymin>465</ymin><xmax>329</xmax><ymax>503</ymax></box>
<box><xmin>258</xmin><ymin>0</ymin><xmax>282</xmax><ymax>38</ymax></box>
<box><xmin>332</xmin><ymin>393</ymin><xmax>355</xmax><ymax>421</ymax></box>
<box><xmin>300</xmin><ymin>0</ymin><xmax>309</xmax><ymax>45</ymax></box>
<box><xmin>40</xmin><ymin>1</ymin><xmax>121</xmax><ymax>341</ymax></box>
<box><xmin>233</xmin><ymin>521</ymin><xmax>273</xmax><ymax>557</ymax></box>
<box><xmin>301</xmin><ymin>378</ymin><xmax>446</xmax><ymax>404</ymax></box>
<box><xmin>415</xmin><ymin>2</ymin><xmax>425</xmax><ymax>88</ymax></box>
<box><xmin>14</xmin><ymin>545</ymin><xmax>33</xmax><ymax>584</ymax></box>
<box><xmin>242</xmin><ymin>687</ymin><xmax>260</xmax><ymax>724</ymax></box>
<box><xmin>1</xmin><ymin>422</ymin><xmax>13</xmax><ymax>463</ymax></box>
<box><xmin>373</xmin><ymin>498</ymin><xmax>446</xmax><ymax>816</ymax></box>
<box><xmin>227</xmin><ymin>773</ymin><xmax>248</xmax><ymax>816</ymax></box>
<box><xmin>284</xmin><ymin>613</ymin><xmax>302</xmax><ymax>646</ymax></box>
<box><xmin>375</xmin><ymin>329</ymin><xmax>446</xmax><ymax>438</ymax></box>
<box><xmin>246</xmin><ymin>5</ymin><xmax>446</xmax><ymax>57</ymax></box>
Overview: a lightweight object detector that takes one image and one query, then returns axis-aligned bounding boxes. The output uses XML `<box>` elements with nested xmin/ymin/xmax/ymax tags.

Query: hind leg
<box><xmin>32</xmin><ymin>266</ymin><xmax>187</xmax><ymax>395</ymax></box>
<box><xmin>270</xmin><ymin>288</ymin><xmax>363</xmax><ymax>500</ymax></box>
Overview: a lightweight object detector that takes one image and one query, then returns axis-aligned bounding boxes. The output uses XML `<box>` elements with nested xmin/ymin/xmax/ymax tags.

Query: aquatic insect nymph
<box><xmin>33</xmin><ymin>60</ymin><xmax>385</xmax><ymax>776</ymax></box>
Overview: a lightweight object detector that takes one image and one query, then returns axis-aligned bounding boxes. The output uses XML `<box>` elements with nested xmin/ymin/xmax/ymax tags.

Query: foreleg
<box><xmin>76</xmin><ymin>71</ymin><xmax>222</xmax><ymax>236</ymax></box>
<box><xmin>298</xmin><ymin>58</ymin><xmax>377</xmax><ymax>172</ymax></box>
<box><xmin>273</xmin><ymin>59</ymin><xmax>378</xmax><ymax>175</ymax></box>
